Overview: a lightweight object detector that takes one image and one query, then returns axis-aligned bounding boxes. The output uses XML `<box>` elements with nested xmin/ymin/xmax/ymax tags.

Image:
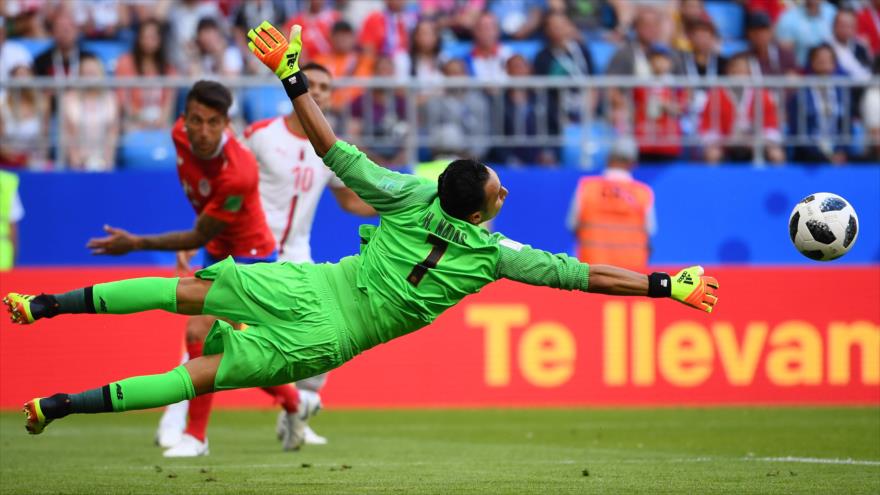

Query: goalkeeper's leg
<box><xmin>4</xmin><ymin>277</ymin><xmax>212</xmax><ymax>324</ymax></box>
<box><xmin>23</xmin><ymin>354</ymin><xmax>221</xmax><ymax>435</ymax></box>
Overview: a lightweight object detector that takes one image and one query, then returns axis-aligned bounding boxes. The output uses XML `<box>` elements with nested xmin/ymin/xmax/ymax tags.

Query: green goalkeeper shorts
<box><xmin>195</xmin><ymin>256</ymin><xmax>358</xmax><ymax>391</ymax></box>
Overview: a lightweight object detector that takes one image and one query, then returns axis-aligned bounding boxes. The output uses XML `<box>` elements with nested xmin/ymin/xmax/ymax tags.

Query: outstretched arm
<box><xmin>246</xmin><ymin>21</ymin><xmax>434</xmax><ymax>214</ymax></box>
<box><xmin>495</xmin><ymin>239</ymin><xmax>719</xmax><ymax>313</ymax></box>
<box><xmin>246</xmin><ymin>22</ymin><xmax>336</xmax><ymax>157</ymax></box>
<box><xmin>331</xmin><ymin>186</ymin><xmax>377</xmax><ymax>216</ymax></box>
<box><xmin>86</xmin><ymin>214</ymin><xmax>227</xmax><ymax>255</ymax></box>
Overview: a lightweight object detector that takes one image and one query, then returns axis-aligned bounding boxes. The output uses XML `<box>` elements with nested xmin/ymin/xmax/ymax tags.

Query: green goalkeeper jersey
<box><xmin>320</xmin><ymin>141</ymin><xmax>591</xmax><ymax>356</ymax></box>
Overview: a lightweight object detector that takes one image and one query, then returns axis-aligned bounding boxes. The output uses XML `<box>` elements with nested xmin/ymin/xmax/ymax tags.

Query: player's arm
<box><xmin>246</xmin><ymin>21</ymin><xmax>432</xmax><ymax>214</ymax></box>
<box><xmin>330</xmin><ymin>186</ymin><xmax>377</xmax><ymax>216</ymax></box>
<box><xmin>246</xmin><ymin>22</ymin><xmax>336</xmax><ymax>156</ymax></box>
<box><xmin>86</xmin><ymin>214</ymin><xmax>227</xmax><ymax>255</ymax></box>
<box><xmin>495</xmin><ymin>239</ymin><xmax>719</xmax><ymax>313</ymax></box>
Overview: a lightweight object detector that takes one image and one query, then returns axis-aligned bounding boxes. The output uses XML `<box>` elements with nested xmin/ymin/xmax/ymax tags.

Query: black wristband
<box><xmin>280</xmin><ymin>71</ymin><xmax>309</xmax><ymax>100</ymax></box>
<box><xmin>648</xmin><ymin>272</ymin><xmax>672</xmax><ymax>298</ymax></box>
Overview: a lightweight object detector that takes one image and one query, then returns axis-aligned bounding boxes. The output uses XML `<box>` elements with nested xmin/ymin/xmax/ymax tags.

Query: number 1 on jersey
<box><xmin>407</xmin><ymin>234</ymin><xmax>449</xmax><ymax>287</ymax></box>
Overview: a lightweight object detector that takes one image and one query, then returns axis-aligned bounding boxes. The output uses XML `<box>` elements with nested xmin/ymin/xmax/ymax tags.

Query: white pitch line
<box><xmin>747</xmin><ymin>456</ymin><xmax>880</xmax><ymax>466</ymax></box>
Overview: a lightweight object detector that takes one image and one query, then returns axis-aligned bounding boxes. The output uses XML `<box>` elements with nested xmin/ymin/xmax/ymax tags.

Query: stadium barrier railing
<box><xmin>4</xmin><ymin>75</ymin><xmax>879</xmax><ymax>170</ymax></box>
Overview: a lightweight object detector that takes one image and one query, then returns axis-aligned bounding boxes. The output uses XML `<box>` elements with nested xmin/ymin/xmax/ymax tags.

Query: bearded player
<box><xmin>77</xmin><ymin>80</ymin><xmax>307</xmax><ymax>457</ymax></box>
<box><xmin>158</xmin><ymin>63</ymin><xmax>375</xmax><ymax>448</ymax></box>
<box><xmin>6</xmin><ymin>23</ymin><xmax>720</xmax><ymax>451</ymax></box>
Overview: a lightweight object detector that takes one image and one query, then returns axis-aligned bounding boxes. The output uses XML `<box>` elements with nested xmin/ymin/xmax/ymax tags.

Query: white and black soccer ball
<box><xmin>789</xmin><ymin>192</ymin><xmax>859</xmax><ymax>261</ymax></box>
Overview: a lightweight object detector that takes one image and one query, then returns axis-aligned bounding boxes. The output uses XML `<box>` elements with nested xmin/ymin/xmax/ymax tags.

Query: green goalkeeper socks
<box><xmin>107</xmin><ymin>366</ymin><xmax>196</xmax><ymax>412</ymax></box>
<box><xmin>40</xmin><ymin>366</ymin><xmax>197</xmax><ymax>419</ymax></box>
<box><xmin>34</xmin><ymin>277</ymin><xmax>180</xmax><ymax>320</ymax></box>
<box><xmin>92</xmin><ymin>277</ymin><xmax>179</xmax><ymax>314</ymax></box>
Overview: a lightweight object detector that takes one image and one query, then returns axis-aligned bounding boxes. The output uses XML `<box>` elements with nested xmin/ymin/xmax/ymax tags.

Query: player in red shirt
<box><xmin>86</xmin><ymin>81</ymin><xmax>305</xmax><ymax>457</ymax></box>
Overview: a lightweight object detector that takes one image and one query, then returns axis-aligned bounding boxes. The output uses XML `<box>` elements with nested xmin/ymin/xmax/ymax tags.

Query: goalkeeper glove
<box><xmin>648</xmin><ymin>266</ymin><xmax>719</xmax><ymax>313</ymax></box>
<box><xmin>247</xmin><ymin>21</ymin><xmax>308</xmax><ymax>99</ymax></box>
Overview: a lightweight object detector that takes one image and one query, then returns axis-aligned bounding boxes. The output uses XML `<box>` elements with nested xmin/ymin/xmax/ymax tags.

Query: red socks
<box><xmin>183</xmin><ymin>340</ymin><xmax>212</xmax><ymax>442</ymax></box>
<box><xmin>261</xmin><ymin>385</ymin><xmax>300</xmax><ymax>413</ymax></box>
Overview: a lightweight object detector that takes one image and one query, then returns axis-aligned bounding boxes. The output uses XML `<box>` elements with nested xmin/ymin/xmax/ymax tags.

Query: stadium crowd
<box><xmin>0</xmin><ymin>0</ymin><xmax>878</xmax><ymax>170</ymax></box>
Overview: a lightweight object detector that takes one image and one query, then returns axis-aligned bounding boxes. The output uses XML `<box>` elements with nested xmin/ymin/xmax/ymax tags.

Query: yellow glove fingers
<box><xmin>289</xmin><ymin>24</ymin><xmax>302</xmax><ymax>43</ymax></box>
<box><xmin>256</xmin><ymin>28</ymin><xmax>278</xmax><ymax>49</ymax></box>
<box><xmin>264</xmin><ymin>24</ymin><xmax>286</xmax><ymax>44</ymax></box>
<box><xmin>704</xmin><ymin>275</ymin><xmax>720</xmax><ymax>290</ymax></box>
<box><xmin>247</xmin><ymin>40</ymin><xmax>258</xmax><ymax>55</ymax></box>
<box><xmin>248</xmin><ymin>29</ymin><xmax>270</xmax><ymax>54</ymax></box>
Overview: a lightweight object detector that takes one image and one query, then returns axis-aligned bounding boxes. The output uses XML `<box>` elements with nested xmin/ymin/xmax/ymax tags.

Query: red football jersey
<box><xmin>172</xmin><ymin>117</ymin><xmax>276</xmax><ymax>259</ymax></box>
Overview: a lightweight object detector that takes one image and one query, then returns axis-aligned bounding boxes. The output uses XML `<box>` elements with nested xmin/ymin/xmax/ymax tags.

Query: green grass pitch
<box><xmin>1</xmin><ymin>407</ymin><xmax>878</xmax><ymax>494</ymax></box>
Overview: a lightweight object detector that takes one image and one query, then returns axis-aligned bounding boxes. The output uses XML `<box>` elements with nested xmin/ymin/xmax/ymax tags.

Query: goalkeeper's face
<box><xmin>480</xmin><ymin>167</ymin><xmax>508</xmax><ymax>223</ymax></box>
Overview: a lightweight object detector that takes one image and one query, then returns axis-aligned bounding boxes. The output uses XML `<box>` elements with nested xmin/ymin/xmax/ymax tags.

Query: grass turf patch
<box><xmin>1</xmin><ymin>407</ymin><xmax>878</xmax><ymax>494</ymax></box>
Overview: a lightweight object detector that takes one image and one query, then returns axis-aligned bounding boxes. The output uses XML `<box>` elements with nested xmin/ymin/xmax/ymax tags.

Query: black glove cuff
<box><xmin>281</xmin><ymin>71</ymin><xmax>309</xmax><ymax>100</ymax></box>
<box><xmin>648</xmin><ymin>272</ymin><xmax>672</xmax><ymax>298</ymax></box>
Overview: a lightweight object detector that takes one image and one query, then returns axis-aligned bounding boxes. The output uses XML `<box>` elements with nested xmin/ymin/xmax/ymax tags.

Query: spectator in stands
<box><xmin>856</xmin><ymin>0</ymin><xmax>880</xmax><ymax>55</ymax></box>
<box><xmin>232</xmin><ymin>0</ymin><xmax>291</xmax><ymax>74</ymax></box>
<box><xmin>129</xmin><ymin>1</ymin><xmax>173</xmax><ymax>27</ymax></box>
<box><xmin>5</xmin><ymin>1</ymin><xmax>48</xmax><ymax>38</ymax></box>
<box><xmin>425</xmin><ymin>59</ymin><xmax>490</xmax><ymax>160</ymax></box>
<box><xmin>670</xmin><ymin>0</ymin><xmax>708</xmax><ymax>52</ymax></box>
<box><xmin>0</xmin><ymin>21</ymin><xmax>34</xmax><ymax>98</ymax></box>
<box><xmin>283</xmin><ymin>0</ymin><xmax>340</xmax><ymax>59</ymax></box>
<box><xmin>397</xmin><ymin>19</ymin><xmax>444</xmax><ymax>82</ymax></box>
<box><xmin>168</xmin><ymin>0</ymin><xmax>222</xmax><ymax>71</ymax></box>
<box><xmin>61</xmin><ymin>55</ymin><xmax>120</xmax><ymax>171</ymax></box>
<box><xmin>611</xmin><ymin>0</ymin><xmax>677</xmax><ymax>42</ymax></box>
<box><xmin>680</xmin><ymin>16</ymin><xmax>724</xmax><ymax>78</ymax></box>
<box><xmin>186</xmin><ymin>17</ymin><xmax>243</xmax><ymax>77</ymax></box>
<box><xmin>0</xmin><ymin>65</ymin><xmax>49</xmax><ymax>169</ymax></box>
<box><xmin>678</xmin><ymin>16</ymin><xmax>724</xmax><ymax>138</ymax></box>
<box><xmin>567</xmin><ymin>137</ymin><xmax>656</xmax><ymax>271</ymax></box>
<box><xmin>534</xmin><ymin>11</ymin><xmax>595</xmax><ymax>139</ymax></box>
<box><xmin>419</xmin><ymin>0</ymin><xmax>484</xmax><ymax>40</ymax></box>
<box><xmin>700</xmin><ymin>52</ymin><xmax>784</xmax><ymax>165</ymax></box>
<box><xmin>491</xmin><ymin>54</ymin><xmax>557</xmax><ymax>166</ymax></box>
<box><xmin>464</xmin><ymin>12</ymin><xmax>512</xmax><ymax>82</ymax></box>
<box><xmin>313</xmin><ymin>20</ymin><xmax>374</xmax><ymax>111</ymax></box>
<box><xmin>488</xmin><ymin>0</ymin><xmax>546</xmax><ymax>40</ymax></box>
<box><xmin>633</xmin><ymin>45</ymin><xmax>687</xmax><ymax>163</ymax></box>
<box><xmin>358</xmin><ymin>0</ymin><xmax>417</xmax><ymax>58</ymax></box>
<box><xmin>786</xmin><ymin>43</ymin><xmax>851</xmax><ymax>164</ymax></box>
<box><xmin>349</xmin><ymin>55</ymin><xmax>409</xmax><ymax>167</ymax></box>
<box><xmin>776</xmin><ymin>0</ymin><xmax>837</xmax><ymax>65</ymax></box>
<box><xmin>547</xmin><ymin>0</ymin><xmax>618</xmax><ymax>36</ymax></box>
<box><xmin>861</xmin><ymin>57</ymin><xmax>880</xmax><ymax>160</ymax></box>
<box><xmin>745</xmin><ymin>0</ymin><xmax>787</xmax><ymax>23</ymax></box>
<box><xmin>744</xmin><ymin>10</ymin><xmax>798</xmax><ymax>76</ymax></box>
<box><xmin>115</xmin><ymin>19</ymin><xmax>177</xmax><ymax>131</ymax></box>
<box><xmin>829</xmin><ymin>9</ymin><xmax>872</xmax><ymax>80</ymax></box>
<box><xmin>33</xmin><ymin>7</ymin><xmax>96</xmax><ymax>79</ymax></box>
<box><xmin>68</xmin><ymin>0</ymin><xmax>132</xmax><ymax>40</ymax></box>
<box><xmin>607</xmin><ymin>8</ymin><xmax>683</xmax><ymax>130</ymax></box>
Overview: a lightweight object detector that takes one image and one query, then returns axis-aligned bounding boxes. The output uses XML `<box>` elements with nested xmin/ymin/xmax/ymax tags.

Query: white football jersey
<box><xmin>244</xmin><ymin>116</ymin><xmax>345</xmax><ymax>263</ymax></box>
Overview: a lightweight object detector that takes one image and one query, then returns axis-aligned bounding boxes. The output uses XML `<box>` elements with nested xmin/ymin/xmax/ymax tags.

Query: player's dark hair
<box><xmin>185</xmin><ymin>80</ymin><xmax>233</xmax><ymax>116</ymax></box>
<box><xmin>196</xmin><ymin>17</ymin><xmax>220</xmax><ymax>34</ymax></box>
<box><xmin>437</xmin><ymin>159</ymin><xmax>490</xmax><ymax>220</ymax></box>
<box><xmin>331</xmin><ymin>20</ymin><xmax>354</xmax><ymax>34</ymax></box>
<box><xmin>300</xmin><ymin>61</ymin><xmax>331</xmax><ymax>77</ymax></box>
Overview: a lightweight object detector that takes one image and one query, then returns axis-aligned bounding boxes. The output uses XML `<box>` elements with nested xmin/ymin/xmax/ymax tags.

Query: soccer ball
<box><xmin>788</xmin><ymin>192</ymin><xmax>859</xmax><ymax>261</ymax></box>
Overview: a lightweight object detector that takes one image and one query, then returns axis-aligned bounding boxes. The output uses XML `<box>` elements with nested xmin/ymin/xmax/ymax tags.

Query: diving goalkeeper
<box><xmin>5</xmin><ymin>22</ymin><xmax>719</xmax><ymax>439</ymax></box>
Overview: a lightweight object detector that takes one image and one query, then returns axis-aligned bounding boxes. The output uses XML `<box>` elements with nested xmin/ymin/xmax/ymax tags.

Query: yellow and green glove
<box><xmin>247</xmin><ymin>21</ymin><xmax>308</xmax><ymax>98</ymax></box>
<box><xmin>648</xmin><ymin>266</ymin><xmax>719</xmax><ymax>313</ymax></box>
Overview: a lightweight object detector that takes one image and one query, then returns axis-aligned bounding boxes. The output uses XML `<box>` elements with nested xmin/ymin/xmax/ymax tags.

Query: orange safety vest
<box><xmin>574</xmin><ymin>176</ymin><xmax>653</xmax><ymax>270</ymax></box>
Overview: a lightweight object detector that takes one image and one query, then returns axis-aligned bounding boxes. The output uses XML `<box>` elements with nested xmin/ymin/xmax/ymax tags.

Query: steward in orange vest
<box><xmin>567</xmin><ymin>140</ymin><xmax>656</xmax><ymax>270</ymax></box>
